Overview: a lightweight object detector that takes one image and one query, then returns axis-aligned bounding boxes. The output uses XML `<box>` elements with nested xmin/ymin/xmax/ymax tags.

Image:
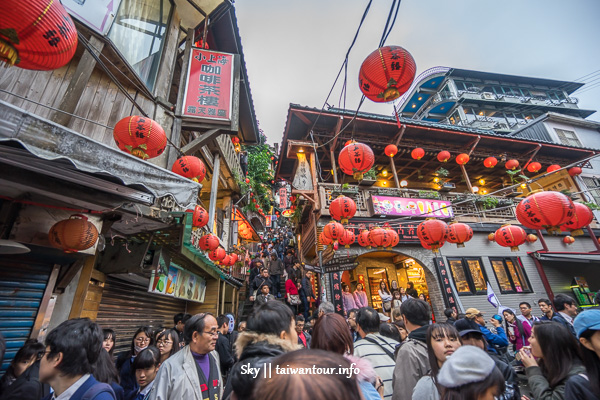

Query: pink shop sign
<box><xmin>371</xmin><ymin>195</ymin><xmax>454</xmax><ymax>218</ymax></box>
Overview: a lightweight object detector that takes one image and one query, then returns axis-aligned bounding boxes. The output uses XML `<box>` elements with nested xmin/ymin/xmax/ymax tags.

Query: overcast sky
<box><xmin>235</xmin><ymin>0</ymin><xmax>600</xmax><ymax>145</ymax></box>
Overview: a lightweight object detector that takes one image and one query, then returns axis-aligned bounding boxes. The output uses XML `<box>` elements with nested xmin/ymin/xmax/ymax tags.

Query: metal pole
<box><xmin>390</xmin><ymin>158</ymin><xmax>400</xmax><ymax>188</ymax></box>
<box><xmin>529</xmin><ymin>253</ymin><xmax>555</xmax><ymax>303</ymax></box>
<box><xmin>208</xmin><ymin>153</ymin><xmax>220</xmax><ymax>233</ymax></box>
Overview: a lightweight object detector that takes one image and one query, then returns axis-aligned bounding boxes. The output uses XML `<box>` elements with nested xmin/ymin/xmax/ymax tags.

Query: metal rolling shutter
<box><xmin>0</xmin><ymin>262</ymin><xmax>51</xmax><ymax>375</ymax></box>
<box><xmin>96</xmin><ymin>277</ymin><xmax>188</xmax><ymax>356</ymax></box>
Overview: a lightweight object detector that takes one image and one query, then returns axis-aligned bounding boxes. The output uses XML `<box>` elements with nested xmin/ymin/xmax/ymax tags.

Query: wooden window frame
<box><xmin>488</xmin><ymin>257</ymin><xmax>533</xmax><ymax>294</ymax></box>
<box><xmin>446</xmin><ymin>257</ymin><xmax>488</xmax><ymax>296</ymax></box>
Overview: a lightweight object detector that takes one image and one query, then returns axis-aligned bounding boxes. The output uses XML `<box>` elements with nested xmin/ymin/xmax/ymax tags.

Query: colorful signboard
<box><xmin>434</xmin><ymin>257</ymin><xmax>460</xmax><ymax>314</ymax></box>
<box><xmin>149</xmin><ymin>259</ymin><xmax>206</xmax><ymax>303</ymax></box>
<box><xmin>183</xmin><ymin>49</ymin><xmax>235</xmax><ymax>122</ymax></box>
<box><xmin>278</xmin><ymin>187</ymin><xmax>288</xmax><ymax>209</ymax></box>
<box><xmin>370</xmin><ymin>195</ymin><xmax>454</xmax><ymax>218</ymax></box>
<box><xmin>330</xmin><ymin>272</ymin><xmax>344</xmax><ymax>316</ymax></box>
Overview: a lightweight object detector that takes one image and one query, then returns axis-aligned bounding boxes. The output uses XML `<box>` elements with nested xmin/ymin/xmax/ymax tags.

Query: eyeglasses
<box><xmin>202</xmin><ymin>330</ymin><xmax>218</xmax><ymax>337</ymax></box>
<box><xmin>135</xmin><ymin>337</ymin><xmax>151</xmax><ymax>343</ymax></box>
<box><xmin>156</xmin><ymin>340</ymin><xmax>173</xmax><ymax>346</ymax></box>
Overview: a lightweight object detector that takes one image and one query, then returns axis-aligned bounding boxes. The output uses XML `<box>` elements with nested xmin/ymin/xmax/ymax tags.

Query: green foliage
<box><xmin>581</xmin><ymin>201</ymin><xmax>600</xmax><ymax>210</ymax></box>
<box><xmin>418</xmin><ymin>190</ymin><xmax>441</xmax><ymax>199</ymax></box>
<box><xmin>477</xmin><ymin>196</ymin><xmax>499</xmax><ymax>210</ymax></box>
<box><xmin>240</xmin><ymin>143</ymin><xmax>275</xmax><ymax>214</ymax></box>
<box><xmin>363</xmin><ymin>168</ymin><xmax>377</xmax><ymax>180</ymax></box>
<box><xmin>435</xmin><ymin>167</ymin><xmax>449</xmax><ymax>177</ymax></box>
<box><xmin>506</xmin><ymin>168</ymin><xmax>529</xmax><ymax>185</ymax></box>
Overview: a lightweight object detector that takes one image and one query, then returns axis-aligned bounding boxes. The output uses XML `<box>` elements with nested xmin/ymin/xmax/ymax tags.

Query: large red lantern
<box><xmin>48</xmin><ymin>214</ymin><xmax>98</xmax><ymax>253</ymax></box>
<box><xmin>192</xmin><ymin>205</ymin><xmax>209</xmax><ymax>229</ymax></box>
<box><xmin>562</xmin><ymin>202</ymin><xmax>594</xmax><ymax>236</ymax></box>
<box><xmin>329</xmin><ymin>196</ymin><xmax>357</xmax><ymax>224</ymax></box>
<box><xmin>526</xmin><ymin>234</ymin><xmax>538</xmax><ymax>243</ymax></box>
<box><xmin>369</xmin><ymin>228</ymin><xmax>392</xmax><ymax>249</ymax></box>
<box><xmin>563</xmin><ymin>236</ymin><xmax>575</xmax><ymax>245</ymax></box>
<box><xmin>527</xmin><ymin>162</ymin><xmax>542</xmax><ymax>173</ymax></box>
<box><xmin>323</xmin><ymin>222</ymin><xmax>345</xmax><ymax>240</ymax></box>
<box><xmin>484</xmin><ymin>157</ymin><xmax>498</xmax><ymax>168</ymax></box>
<box><xmin>421</xmin><ymin>240</ymin><xmax>444</xmax><ymax>251</ymax></box>
<box><xmin>358</xmin><ymin>45</ymin><xmax>417</xmax><ymax>103</ymax></box>
<box><xmin>437</xmin><ymin>151</ymin><xmax>451</xmax><ymax>163</ymax></box>
<box><xmin>505</xmin><ymin>159</ymin><xmax>520</xmax><ymax>170</ymax></box>
<box><xmin>456</xmin><ymin>153</ymin><xmax>470</xmax><ymax>165</ymax></box>
<box><xmin>198</xmin><ymin>234</ymin><xmax>219</xmax><ymax>251</ymax></box>
<box><xmin>113</xmin><ymin>116</ymin><xmax>167</xmax><ymax>159</ymax></box>
<box><xmin>357</xmin><ymin>230</ymin><xmax>371</xmax><ymax>248</ymax></box>
<box><xmin>547</xmin><ymin>164</ymin><xmax>561</xmax><ymax>173</ymax></box>
<box><xmin>417</xmin><ymin>219</ymin><xmax>449</xmax><ymax>253</ymax></box>
<box><xmin>209</xmin><ymin>247</ymin><xmax>227</xmax><ymax>263</ymax></box>
<box><xmin>411</xmin><ymin>148</ymin><xmax>425</xmax><ymax>160</ymax></box>
<box><xmin>230</xmin><ymin>253</ymin><xmax>239</xmax><ymax>264</ymax></box>
<box><xmin>516</xmin><ymin>191</ymin><xmax>575</xmax><ymax>234</ymax></box>
<box><xmin>0</xmin><ymin>0</ymin><xmax>78</xmax><ymax>70</ymax></box>
<box><xmin>388</xmin><ymin>229</ymin><xmax>399</xmax><ymax>248</ymax></box>
<box><xmin>568</xmin><ymin>167</ymin><xmax>582</xmax><ymax>177</ymax></box>
<box><xmin>495</xmin><ymin>224</ymin><xmax>527</xmax><ymax>252</ymax></box>
<box><xmin>221</xmin><ymin>255</ymin><xmax>232</xmax><ymax>267</ymax></box>
<box><xmin>385</xmin><ymin>145</ymin><xmax>398</xmax><ymax>158</ymax></box>
<box><xmin>339</xmin><ymin>229</ymin><xmax>356</xmax><ymax>248</ymax></box>
<box><xmin>338</xmin><ymin>142</ymin><xmax>375</xmax><ymax>180</ymax></box>
<box><xmin>319</xmin><ymin>232</ymin><xmax>333</xmax><ymax>246</ymax></box>
<box><xmin>446</xmin><ymin>222</ymin><xmax>474</xmax><ymax>248</ymax></box>
<box><xmin>172</xmin><ymin>156</ymin><xmax>206</xmax><ymax>183</ymax></box>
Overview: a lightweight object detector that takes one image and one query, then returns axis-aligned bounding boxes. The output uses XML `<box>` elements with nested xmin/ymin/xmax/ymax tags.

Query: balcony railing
<box><xmin>215</xmin><ymin>134</ymin><xmax>244</xmax><ymax>182</ymax></box>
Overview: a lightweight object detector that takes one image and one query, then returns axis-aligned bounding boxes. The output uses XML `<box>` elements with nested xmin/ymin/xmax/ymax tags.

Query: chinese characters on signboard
<box><xmin>433</xmin><ymin>257</ymin><xmax>459</xmax><ymax>314</ymax></box>
<box><xmin>183</xmin><ymin>49</ymin><xmax>234</xmax><ymax>122</ymax></box>
<box><xmin>278</xmin><ymin>187</ymin><xmax>287</xmax><ymax>209</ymax></box>
<box><xmin>330</xmin><ymin>272</ymin><xmax>344</xmax><ymax>316</ymax></box>
<box><xmin>370</xmin><ymin>195</ymin><xmax>454</xmax><ymax>218</ymax></box>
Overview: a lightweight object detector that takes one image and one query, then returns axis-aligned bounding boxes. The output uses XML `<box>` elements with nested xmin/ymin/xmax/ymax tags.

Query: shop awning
<box><xmin>233</xmin><ymin>208</ymin><xmax>261</xmax><ymax>242</ymax></box>
<box><xmin>0</xmin><ymin>100</ymin><xmax>199</xmax><ymax>209</ymax></box>
<box><xmin>531</xmin><ymin>252</ymin><xmax>600</xmax><ymax>263</ymax></box>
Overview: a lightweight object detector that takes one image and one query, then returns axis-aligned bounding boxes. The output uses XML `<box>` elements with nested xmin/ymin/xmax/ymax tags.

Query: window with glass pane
<box><xmin>108</xmin><ymin>0</ymin><xmax>172</xmax><ymax>91</ymax></box>
<box><xmin>491</xmin><ymin>260</ymin><xmax>512</xmax><ymax>292</ymax></box>
<box><xmin>506</xmin><ymin>259</ymin><xmax>530</xmax><ymax>292</ymax></box>
<box><xmin>489</xmin><ymin>257</ymin><xmax>531</xmax><ymax>293</ymax></box>
<box><xmin>448</xmin><ymin>260</ymin><xmax>471</xmax><ymax>294</ymax></box>
<box><xmin>466</xmin><ymin>259</ymin><xmax>487</xmax><ymax>293</ymax></box>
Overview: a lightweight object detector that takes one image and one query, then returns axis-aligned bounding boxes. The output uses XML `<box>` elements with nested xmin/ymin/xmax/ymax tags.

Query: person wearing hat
<box><xmin>437</xmin><ymin>345</ymin><xmax>505</xmax><ymax>400</ymax></box>
<box><xmin>565</xmin><ymin>310</ymin><xmax>600</xmax><ymax>400</ymax></box>
<box><xmin>455</xmin><ymin>319</ymin><xmax>520</xmax><ymax>400</ymax></box>
<box><xmin>465</xmin><ymin>308</ymin><xmax>508</xmax><ymax>353</ymax></box>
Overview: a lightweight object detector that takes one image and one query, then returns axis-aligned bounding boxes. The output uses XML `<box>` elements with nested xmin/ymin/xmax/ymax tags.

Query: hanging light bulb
<box><xmin>433</xmin><ymin>177</ymin><xmax>440</xmax><ymax>183</ymax></box>
<box><xmin>479</xmin><ymin>179</ymin><xmax>486</xmax><ymax>186</ymax></box>
<box><xmin>400</xmin><ymin>180</ymin><xmax>408</xmax><ymax>187</ymax></box>
<box><xmin>520</xmin><ymin>183</ymin><xmax>527</xmax><ymax>189</ymax></box>
<box><xmin>472</xmin><ymin>186</ymin><xmax>479</xmax><ymax>193</ymax></box>
<box><xmin>382</xmin><ymin>170</ymin><xmax>388</xmax><ymax>177</ymax></box>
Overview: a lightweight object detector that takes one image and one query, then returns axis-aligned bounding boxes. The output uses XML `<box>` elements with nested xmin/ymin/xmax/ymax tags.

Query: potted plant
<box><xmin>476</xmin><ymin>196</ymin><xmax>499</xmax><ymax>210</ymax></box>
<box><xmin>359</xmin><ymin>168</ymin><xmax>377</xmax><ymax>187</ymax></box>
<box><xmin>418</xmin><ymin>190</ymin><xmax>441</xmax><ymax>200</ymax></box>
<box><xmin>435</xmin><ymin>167</ymin><xmax>450</xmax><ymax>177</ymax></box>
<box><xmin>332</xmin><ymin>183</ymin><xmax>359</xmax><ymax>197</ymax></box>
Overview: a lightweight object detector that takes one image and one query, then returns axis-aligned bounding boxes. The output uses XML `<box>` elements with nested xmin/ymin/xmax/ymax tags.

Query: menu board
<box><xmin>149</xmin><ymin>260</ymin><xmax>206</xmax><ymax>303</ymax></box>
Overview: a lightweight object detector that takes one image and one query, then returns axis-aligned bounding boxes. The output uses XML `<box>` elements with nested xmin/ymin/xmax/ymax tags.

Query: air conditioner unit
<box><xmin>439</xmin><ymin>182</ymin><xmax>456</xmax><ymax>192</ymax></box>
<box><xmin>481</xmin><ymin>92</ymin><xmax>495</xmax><ymax>100</ymax></box>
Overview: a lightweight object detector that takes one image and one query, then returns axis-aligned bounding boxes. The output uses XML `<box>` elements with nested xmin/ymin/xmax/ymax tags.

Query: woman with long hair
<box><xmin>0</xmin><ymin>340</ymin><xmax>49</xmax><ymax>400</ymax></box>
<box><xmin>566</xmin><ymin>310</ymin><xmax>600</xmax><ymax>399</ymax></box>
<box><xmin>353</xmin><ymin>283</ymin><xmax>368</xmax><ymax>309</ymax></box>
<box><xmin>519</xmin><ymin>321</ymin><xmax>586</xmax><ymax>400</ymax></box>
<box><xmin>92</xmin><ymin>348</ymin><xmax>124</xmax><ymax>400</ymax></box>
<box><xmin>116</xmin><ymin>326</ymin><xmax>153</xmax><ymax>398</ymax></box>
<box><xmin>412</xmin><ymin>323</ymin><xmax>462</xmax><ymax>400</ymax></box>
<box><xmin>311</xmin><ymin>313</ymin><xmax>382</xmax><ymax>400</ymax></box>
<box><xmin>102</xmin><ymin>328</ymin><xmax>117</xmax><ymax>357</ymax></box>
<box><xmin>285</xmin><ymin>275</ymin><xmax>300</xmax><ymax>314</ymax></box>
<box><xmin>378</xmin><ymin>280</ymin><xmax>392</xmax><ymax>317</ymax></box>
<box><xmin>502</xmin><ymin>309</ymin><xmax>531</xmax><ymax>352</ymax></box>
<box><xmin>342</xmin><ymin>283</ymin><xmax>358</xmax><ymax>316</ymax></box>
<box><xmin>155</xmin><ymin>329</ymin><xmax>180</xmax><ymax>365</ymax></box>
<box><xmin>391</xmin><ymin>291</ymin><xmax>402</xmax><ymax>321</ymax></box>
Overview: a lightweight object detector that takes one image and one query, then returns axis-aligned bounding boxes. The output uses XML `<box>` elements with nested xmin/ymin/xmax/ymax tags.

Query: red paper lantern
<box><xmin>192</xmin><ymin>205</ymin><xmax>209</xmax><ymax>229</ymax></box>
<box><xmin>547</xmin><ymin>164</ymin><xmax>561</xmax><ymax>173</ymax></box>
<box><xmin>562</xmin><ymin>202</ymin><xmax>594</xmax><ymax>236</ymax></box>
<box><xmin>563</xmin><ymin>236</ymin><xmax>575</xmax><ymax>245</ymax></box>
<box><xmin>339</xmin><ymin>229</ymin><xmax>356</xmax><ymax>248</ymax></box>
<box><xmin>488</xmin><ymin>233</ymin><xmax>496</xmax><ymax>242</ymax></box>
<box><xmin>505</xmin><ymin>159</ymin><xmax>520</xmax><ymax>170</ymax></box>
<box><xmin>48</xmin><ymin>214</ymin><xmax>98</xmax><ymax>253</ymax></box>
<box><xmin>172</xmin><ymin>156</ymin><xmax>206</xmax><ymax>183</ymax></box>
<box><xmin>209</xmin><ymin>247</ymin><xmax>226</xmax><ymax>263</ymax></box>
<box><xmin>358</xmin><ymin>45</ymin><xmax>417</xmax><ymax>103</ymax></box>
<box><xmin>198</xmin><ymin>234</ymin><xmax>219</xmax><ymax>251</ymax></box>
<box><xmin>319</xmin><ymin>231</ymin><xmax>333</xmax><ymax>246</ymax></box>
<box><xmin>483</xmin><ymin>157</ymin><xmax>498</xmax><ymax>168</ymax></box>
<box><xmin>221</xmin><ymin>255</ymin><xmax>232</xmax><ymax>266</ymax></box>
<box><xmin>526</xmin><ymin>234</ymin><xmax>538</xmax><ymax>243</ymax></box>
<box><xmin>338</xmin><ymin>142</ymin><xmax>375</xmax><ymax>180</ymax></box>
<box><xmin>437</xmin><ymin>151</ymin><xmax>451</xmax><ymax>163</ymax></box>
<box><xmin>0</xmin><ymin>0</ymin><xmax>78</xmax><ymax>70</ymax></box>
<box><xmin>329</xmin><ymin>196</ymin><xmax>357</xmax><ymax>224</ymax></box>
<box><xmin>388</xmin><ymin>229</ymin><xmax>399</xmax><ymax>248</ymax></box>
<box><xmin>516</xmin><ymin>191</ymin><xmax>575</xmax><ymax>234</ymax></box>
<box><xmin>385</xmin><ymin>144</ymin><xmax>398</xmax><ymax>158</ymax></box>
<box><xmin>421</xmin><ymin>240</ymin><xmax>444</xmax><ymax>251</ymax></box>
<box><xmin>357</xmin><ymin>230</ymin><xmax>371</xmax><ymax>248</ymax></box>
<box><xmin>456</xmin><ymin>153</ymin><xmax>470</xmax><ymax>165</ymax></box>
<box><xmin>527</xmin><ymin>162</ymin><xmax>542</xmax><ymax>173</ymax></box>
<box><xmin>494</xmin><ymin>224</ymin><xmax>527</xmax><ymax>252</ymax></box>
<box><xmin>369</xmin><ymin>228</ymin><xmax>392</xmax><ymax>249</ymax></box>
<box><xmin>446</xmin><ymin>222</ymin><xmax>474</xmax><ymax>248</ymax></box>
<box><xmin>411</xmin><ymin>148</ymin><xmax>425</xmax><ymax>160</ymax></box>
<box><xmin>417</xmin><ymin>219</ymin><xmax>449</xmax><ymax>253</ymax></box>
<box><xmin>245</xmin><ymin>178</ymin><xmax>250</xmax><ymax>184</ymax></box>
<box><xmin>113</xmin><ymin>116</ymin><xmax>167</xmax><ymax>159</ymax></box>
<box><xmin>323</xmin><ymin>222</ymin><xmax>345</xmax><ymax>240</ymax></box>
<box><xmin>568</xmin><ymin>167</ymin><xmax>582</xmax><ymax>177</ymax></box>
<box><xmin>230</xmin><ymin>253</ymin><xmax>239</xmax><ymax>264</ymax></box>
<box><xmin>344</xmin><ymin>140</ymin><xmax>356</xmax><ymax>147</ymax></box>
<box><xmin>231</xmin><ymin>137</ymin><xmax>240</xmax><ymax>144</ymax></box>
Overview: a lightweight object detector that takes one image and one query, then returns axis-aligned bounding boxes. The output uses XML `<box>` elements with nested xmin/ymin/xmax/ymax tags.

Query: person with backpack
<box><xmin>249</xmin><ymin>268</ymin><xmax>273</xmax><ymax>301</ymax></box>
<box><xmin>39</xmin><ymin>318</ymin><xmax>116</xmax><ymax>400</ymax></box>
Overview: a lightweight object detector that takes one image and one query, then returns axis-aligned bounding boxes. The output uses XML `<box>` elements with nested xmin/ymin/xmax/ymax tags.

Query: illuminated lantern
<box><xmin>494</xmin><ymin>224</ymin><xmax>527</xmax><ymax>252</ymax></box>
<box><xmin>388</xmin><ymin>229</ymin><xmax>399</xmax><ymax>248</ymax></box>
<box><xmin>358</xmin><ymin>45</ymin><xmax>417</xmax><ymax>103</ymax></box>
<box><xmin>385</xmin><ymin>144</ymin><xmax>398</xmax><ymax>158</ymax></box>
<box><xmin>0</xmin><ymin>0</ymin><xmax>78</xmax><ymax>70</ymax></box>
<box><xmin>231</xmin><ymin>137</ymin><xmax>240</xmax><ymax>144</ymax></box>
<box><xmin>417</xmin><ymin>219</ymin><xmax>449</xmax><ymax>253</ymax></box>
<box><xmin>323</xmin><ymin>222</ymin><xmax>345</xmax><ymax>240</ymax></box>
<box><xmin>369</xmin><ymin>228</ymin><xmax>392</xmax><ymax>249</ymax></box>
<box><xmin>505</xmin><ymin>159</ymin><xmax>520</xmax><ymax>170</ymax></box>
<box><xmin>437</xmin><ymin>151</ymin><xmax>451</xmax><ymax>163</ymax></box>
<box><xmin>562</xmin><ymin>202</ymin><xmax>594</xmax><ymax>236</ymax></box>
<box><xmin>484</xmin><ymin>157</ymin><xmax>498</xmax><ymax>168</ymax></box>
<box><xmin>198</xmin><ymin>234</ymin><xmax>219</xmax><ymax>251</ymax></box>
<box><xmin>209</xmin><ymin>247</ymin><xmax>227</xmax><ymax>263</ymax></box>
<box><xmin>526</xmin><ymin>234</ymin><xmax>538</xmax><ymax>243</ymax></box>
<box><xmin>411</xmin><ymin>148</ymin><xmax>425</xmax><ymax>160</ymax></box>
<box><xmin>319</xmin><ymin>231</ymin><xmax>333</xmax><ymax>246</ymax></box>
<box><xmin>329</xmin><ymin>196</ymin><xmax>357</xmax><ymax>224</ymax></box>
<box><xmin>547</xmin><ymin>164</ymin><xmax>561</xmax><ymax>173</ymax></box>
<box><xmin>516</xmin><ymin>191</ymin><xmax>575</xmax><ymax>234</ymax></box>
<box><xmin>456</xmin><ymin>153</ymin><xmax>470</xmax><ymax>165</ymax></box>
<box><xmin>192</xmin><ymin>205</ymin><xmax>209</xmax><ymax>229</ymax></box>
<box><xmin>446</xmin><ymin>222</ymin><xmax>474</xmax><ymax>248</ymax></box>
<box><xmin>338</xmin><ymin>142</ymin><xmax>375</xmax><ymax>180</ymax></box>
<box><xmin>172</xmin><ymin>156</ymin><xmax>206</xmax><ymax>182</ymax></box>
<box><xmin>488</xmin><ymin>233</ymin><xmax>496</xmax><ymax>242</ymax></box>
<box><xmin>527</xmin><ymin>162</ymin><xmax>542</xmax><ymax>173</ymax></box>
<box><xmin>339</xmin><ymin>229</ymin><xmax>356</xmax><ymax>248</ymax></box>
<box><xmin>568</xmin><ymin>167</ymin><xmax>582</xmax><ymax>177</ymax></box>
<box><xmin>357</xmin><ymin>230</ymin><xmax>371</xmax><ymax>248</ymax></box>
<box><xmin>48</xmin><ymin>214</ymin><xmax>98</xmax><ymax>253</ymax></box>
<box><xmin>113</xmin><ymin>116</ymin><xmax>167</xmax><ymax>159</ymax></box>
<box><xmin>563</xmin><ymin>236</ymin><xmax>575</xmax><ymax>245</ymax></box>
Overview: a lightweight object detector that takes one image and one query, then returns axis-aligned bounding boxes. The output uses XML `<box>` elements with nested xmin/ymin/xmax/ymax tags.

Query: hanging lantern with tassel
<box><xmin>48</xmin><ymin>214</ymin><xmax>98</xmax><ymax>253</ymax></box>
<box><xmin>113</xmin><ymin>116</ymin><xmax>167</xmax><ymax>159</ymax></box>
<box><xmin>172</xmin><ymin>156</ymin><xmax>206</xmax><ymax>183</ymax></box>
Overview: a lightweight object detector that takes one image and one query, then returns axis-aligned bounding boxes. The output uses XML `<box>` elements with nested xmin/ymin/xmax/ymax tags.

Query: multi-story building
<box><xmin>395</xmin><ymin>67</ymin><xmax>595</xmax><ymax>134</ymax></box>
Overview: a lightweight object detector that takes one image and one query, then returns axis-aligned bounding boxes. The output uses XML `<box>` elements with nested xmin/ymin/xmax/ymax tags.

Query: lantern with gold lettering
<box><xmin>113</xmin><ymin>116</ymin><xmax>167</xmax><ymax>159</ymax></box>
<box><xmin>338</xmin><ymin>142</ymin><xmax>375</xmax><ymax>180</ymax></box>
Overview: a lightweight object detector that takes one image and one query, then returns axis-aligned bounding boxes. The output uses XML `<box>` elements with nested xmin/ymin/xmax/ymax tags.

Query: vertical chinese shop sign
<box><xmin>433</xmin><ymin>257</ymin><xmax>460</xmax><ymax>315</ymax></box>
<box><xmin>183</xmin><ymin>49</ymin><xmax>234</xmax><ymax>122</ymax></box>
<box><xmin>330</xmin><ymin>272</ymin><xmax>344</xmax><ymax>316</ymax></box>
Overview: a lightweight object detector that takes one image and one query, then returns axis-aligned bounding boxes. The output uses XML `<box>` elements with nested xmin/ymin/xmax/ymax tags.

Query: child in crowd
<box><xmin>128</xmin><ymin>347</ymin><xmax>160</xmax><ymax>400</ymax></box>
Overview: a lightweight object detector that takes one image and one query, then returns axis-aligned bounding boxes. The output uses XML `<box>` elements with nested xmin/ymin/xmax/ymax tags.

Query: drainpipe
<box><xmin>529</xmin><ymin>252</ymin><xmax>555</xmax><ymax>303</ymax></box>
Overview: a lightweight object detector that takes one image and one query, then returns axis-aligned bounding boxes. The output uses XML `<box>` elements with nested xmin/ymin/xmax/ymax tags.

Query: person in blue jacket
<box><xmin>465</xmin><ymin>308</ymin><xmax>509</xmax><ymax>352</ymax></box>
<box><xmin>39</xmin><ymin>318</ymin><xmax>116</xmax><ymax>400</ymax></box>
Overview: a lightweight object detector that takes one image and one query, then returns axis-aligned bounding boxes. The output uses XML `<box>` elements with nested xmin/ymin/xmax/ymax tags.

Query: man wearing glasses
<box><xmin>151</xmin><ymin>313</ymin><xmax>223</xmax><ymax>400</ymax></box>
